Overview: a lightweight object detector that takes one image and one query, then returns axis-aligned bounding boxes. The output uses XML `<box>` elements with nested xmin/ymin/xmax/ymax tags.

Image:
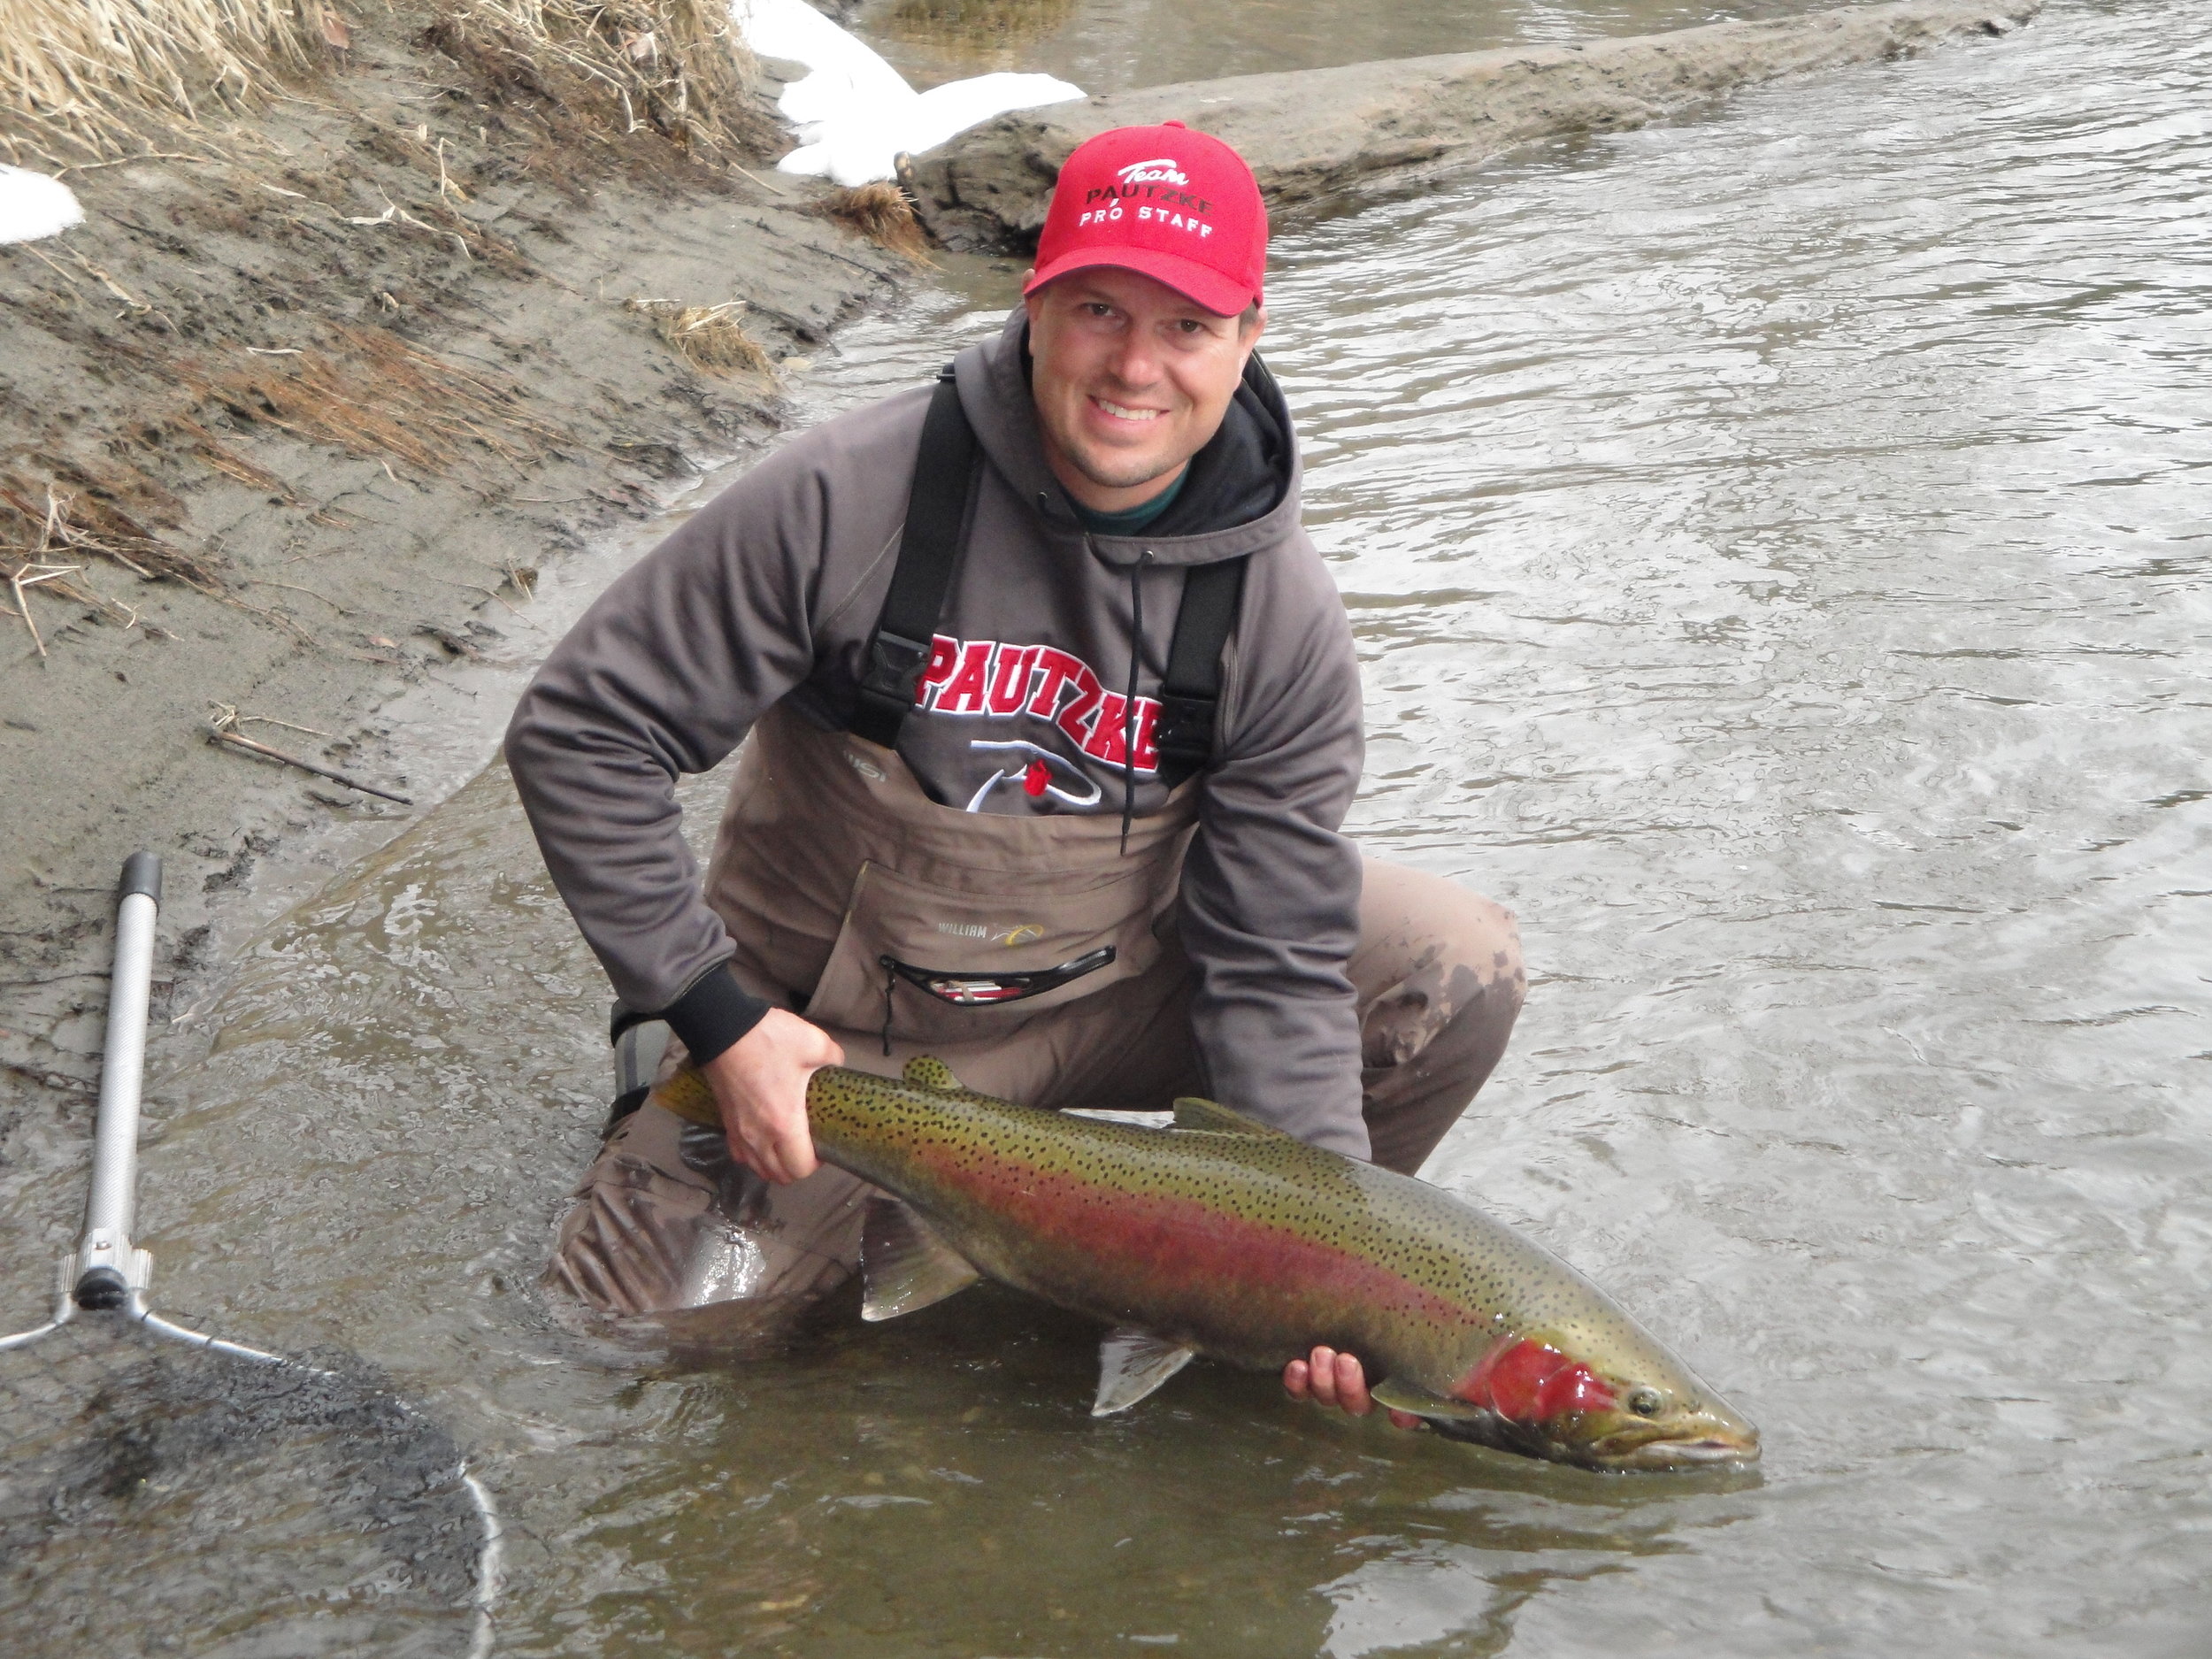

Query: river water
<box><xmin>4</xmin><ymin>1</ymin><xmax>2208</xmax><ymax>1654</ymax></box>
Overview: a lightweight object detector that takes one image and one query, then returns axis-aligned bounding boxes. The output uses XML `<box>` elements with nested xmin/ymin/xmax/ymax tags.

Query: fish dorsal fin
<box><xmin>859</xmin><ymin>1196</ymin><xmax>980</xmax><ymax>1322</ymax></box>
<box><xmin>650</xmin><ymin>1066</ymin><xmax>722</xmax><ymax>1129</ymax></box>
<box><xmin>902</xmin><ymin>1056</ymin><xmax>963</xmax><ymax>1092</ymax></box>
<box><xmin>1370</xmin><ymin>1377</ymin><xmax>1490</xmax><ymax>1422</ymax></box>
<box><xmin>1171</xmin><ymin>1096</ymin><xmax>1293</xmax><ymax>1138</ymax></box>
<box><xmin>1092</xmin><ymin>1328</ymin><xmax>1197</xmax><ymax>1417</ymax></box>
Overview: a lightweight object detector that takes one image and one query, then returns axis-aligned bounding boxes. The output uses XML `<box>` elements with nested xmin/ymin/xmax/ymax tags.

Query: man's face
<box><xmin>1025</xmin><ymin>266</ymin><xmax>1264</xmax><ymax>513</ymax></box>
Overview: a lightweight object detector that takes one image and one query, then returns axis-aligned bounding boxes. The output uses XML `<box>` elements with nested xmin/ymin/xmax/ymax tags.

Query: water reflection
<box><xmin>860</xmin><ymin>0</ymin><xmax>1840</xmax><ymax>88</ymax></box>
<box><xmin>878</xmin><ymin>0</ymin><xmax>1078</xmax><ymax>63</ymax></box>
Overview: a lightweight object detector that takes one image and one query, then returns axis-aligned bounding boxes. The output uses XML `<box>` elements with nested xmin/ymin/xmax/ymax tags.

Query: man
<box><xmin>505</xmin><ymin>122</ymin><xmax>1524</xmax><ymax>1424</ymax></box>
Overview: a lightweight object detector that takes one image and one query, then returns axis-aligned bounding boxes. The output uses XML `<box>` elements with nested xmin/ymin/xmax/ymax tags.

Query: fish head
<box><xmin>1426</xmin><ymin>1328</ymin><xmax>1760</xmax><ymax>1472</ymax></box>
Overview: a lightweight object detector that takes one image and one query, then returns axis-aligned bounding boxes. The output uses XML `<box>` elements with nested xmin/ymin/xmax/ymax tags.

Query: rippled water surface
<box><xmin>5</xmin><ymin>2</ymin><xmax>2208</xmax><ymax>1653</ymax></box>
<box><xmin>857</xmin><ymin>0</ymin><xmax>1844</xmax><ymax>93</ymax></box>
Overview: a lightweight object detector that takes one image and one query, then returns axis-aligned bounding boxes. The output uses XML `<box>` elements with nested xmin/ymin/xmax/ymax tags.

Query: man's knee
<box><xmin>1353</xmin><ymin>861</ymin><xmax>1525</xmax><ymax>1070</ymax></box>
<box><xmin>1352</xmin><ymin>860</ymin><xmax>1525</xmax><ymax>1174</ymax></box>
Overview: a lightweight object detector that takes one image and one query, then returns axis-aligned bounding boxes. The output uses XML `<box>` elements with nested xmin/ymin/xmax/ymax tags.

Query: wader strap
<box><xmin>1153</xmin><ymin>557</ymin><xmax>1248</xmax><ymax>783</ymax></box>
<box><xmin>849</xmin><ymin>362</ymin><xmax>1247</xmax><ymax>778</ymax></box>
<box><xmin>850</xmin><ymin>365</ymin><xmax>977</xmax><ymax>750</ymax></box>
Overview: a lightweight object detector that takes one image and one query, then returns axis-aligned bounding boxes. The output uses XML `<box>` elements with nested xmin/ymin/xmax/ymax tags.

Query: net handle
<box><xmin>74</xmin><ymin>853</ymin><xmax>162</xmax><ymax>1310</ymax></box>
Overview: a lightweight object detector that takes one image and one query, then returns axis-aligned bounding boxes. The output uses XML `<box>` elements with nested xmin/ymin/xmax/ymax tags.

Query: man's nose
<box><xmin>1105</xmin><ymin>330</ymin><xmax>1162</xmax><ymax>388</ymax></box>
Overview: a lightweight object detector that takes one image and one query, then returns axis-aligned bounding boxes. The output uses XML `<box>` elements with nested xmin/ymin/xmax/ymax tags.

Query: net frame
<box><xmin>0</xmin><ymin>853</ymin><xmax>503</xmax><ymax>1657</ymax></box>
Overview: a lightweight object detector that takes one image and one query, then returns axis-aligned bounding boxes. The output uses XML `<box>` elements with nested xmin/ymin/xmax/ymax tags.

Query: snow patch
<box><xmin>732</xmin><ymin>0</ymin><xmax>1082</xmax><ymax>188</ymax></box>
<box><xmin>1</xmin><ymin>166</ymin><xmax>85</xmax><ymax>244</ymax></box>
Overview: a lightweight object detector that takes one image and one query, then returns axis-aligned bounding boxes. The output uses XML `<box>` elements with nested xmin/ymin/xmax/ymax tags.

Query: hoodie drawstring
<box><xmin>1121</xmin><ymin>550</ymin><xmax>1152</xmax><ymax>856</ymax></box>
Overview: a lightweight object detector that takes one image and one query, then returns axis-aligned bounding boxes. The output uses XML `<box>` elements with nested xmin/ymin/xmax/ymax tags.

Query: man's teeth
<box><xmin>1095</xmin><ymin>398</ymin><xmax>1161</xmax><ymax>422</ymax></box>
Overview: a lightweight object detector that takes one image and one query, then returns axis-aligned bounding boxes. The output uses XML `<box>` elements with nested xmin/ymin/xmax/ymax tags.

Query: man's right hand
<box><xmin>700</xmin><ymin>1010</ymin><xmax>844</xmax><ymax>1185</ymax></box>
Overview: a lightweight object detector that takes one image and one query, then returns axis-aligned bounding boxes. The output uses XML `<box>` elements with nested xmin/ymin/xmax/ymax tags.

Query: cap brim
<box><xmin>1024</xmin><ymin>246</ymin><xmax>1256</xmax><ymax>317</ymax></box>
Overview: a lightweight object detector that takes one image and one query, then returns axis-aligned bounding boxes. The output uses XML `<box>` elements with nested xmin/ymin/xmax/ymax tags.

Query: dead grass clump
<box><xmin>0</xmin><ymin>479</ymin><xmax>218</xmax><ymax>657</ymax></box>
<box><xmin>818</xmin><ymin>180</ymin><xmax>933</xmax><ymax>263</ymax></box>
<box><xmin>423</xmin><ymin>0</ymin><xmax>777</xmax><ymax>178</ymax></box>
<box><xmin>0</xmin><ymin>0</ymin><xmax>341</xmax><ymax>159</ymax></box>
<box><xmin>625</xmin><ymin>298</ymin><xmax>774</xmax><ymax>377</ymax></box>
<box><xmin>184</xmin><ymin>323</ymin><xmax>569</xmax><ymax>473</ymax></box>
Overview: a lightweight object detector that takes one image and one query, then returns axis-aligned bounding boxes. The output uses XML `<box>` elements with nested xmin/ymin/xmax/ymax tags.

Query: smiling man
<box><xmin>506</xmin><ymin>124</ymin><xmax>1525</xmax><ymax>1426</ymax></box>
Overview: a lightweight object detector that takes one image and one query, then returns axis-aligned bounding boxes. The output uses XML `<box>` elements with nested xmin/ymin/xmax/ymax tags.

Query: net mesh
<box><xmin>0</xmin><ymin>1320</ymin><xmax>489</xmax><ymax>1658</ymax></box>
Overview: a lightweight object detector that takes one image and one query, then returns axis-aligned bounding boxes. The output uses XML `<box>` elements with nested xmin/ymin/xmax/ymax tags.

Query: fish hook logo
<box><xmin>963</xmin><ymin>739</ymin><xmax>1102</xmax><ymax>812</ymax></box>
<box><xmin>1117</xmin><ymin>157</ymin><xmax>1189</xmax><ymax>188</ymax></box>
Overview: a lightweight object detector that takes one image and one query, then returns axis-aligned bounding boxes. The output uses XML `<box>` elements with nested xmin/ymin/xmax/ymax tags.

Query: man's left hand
<box><xmin>1284</xmin><ymin>1346</ymin><xmax>1421</xmax><ymax>1429</ymax></box>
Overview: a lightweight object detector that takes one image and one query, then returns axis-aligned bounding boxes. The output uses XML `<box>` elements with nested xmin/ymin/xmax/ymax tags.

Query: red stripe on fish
<box><xmin>912</xmin><ymin>1145</ymin><xmax>1471</xmax><ymax>1333</ymax></box>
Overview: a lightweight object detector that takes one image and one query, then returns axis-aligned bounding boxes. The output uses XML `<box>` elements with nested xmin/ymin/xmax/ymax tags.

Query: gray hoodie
<box><xmin>505</xmin><ymin>308</ymin><xmax>1370</xmax><ymax>1153</ymax></box>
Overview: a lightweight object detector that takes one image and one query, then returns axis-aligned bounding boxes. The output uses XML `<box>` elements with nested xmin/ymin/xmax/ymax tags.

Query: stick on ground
<box><xmin>205</xmin><ymin>718</ymin><xmax>413</xmax><ymax>805</ymax></box>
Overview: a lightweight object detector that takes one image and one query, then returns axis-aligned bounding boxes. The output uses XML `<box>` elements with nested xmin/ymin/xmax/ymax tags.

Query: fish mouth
<box><xmin>1586</xmin><ymin>1420</ymin><xmax>1761</xmax><ymax>1471</ymax></box>
<box><xmin>1425</xmin><ymin>1410</ymin><xmax>1761</xmax><ymax>1473</ymax></box>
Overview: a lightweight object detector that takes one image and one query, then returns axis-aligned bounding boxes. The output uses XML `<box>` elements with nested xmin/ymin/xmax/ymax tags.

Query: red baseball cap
<box><xmin>1025</xmin><ymin>121</ymin><xmax>1267</xmax><ymax>317</ymax></box>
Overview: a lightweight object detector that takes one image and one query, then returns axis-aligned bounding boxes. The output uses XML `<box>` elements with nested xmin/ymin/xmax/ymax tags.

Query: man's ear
<box><xmin>1238</xmin><ymin>303</ymin><xmax>1267</xmax><ymax>365</ymax></box>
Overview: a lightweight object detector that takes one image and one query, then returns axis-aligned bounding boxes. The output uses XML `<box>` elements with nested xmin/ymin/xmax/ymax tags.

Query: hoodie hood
<box><xmin>956</xmin><ymin>308</ymin><xmax>1302</xmax><ymax>570</ymax></box>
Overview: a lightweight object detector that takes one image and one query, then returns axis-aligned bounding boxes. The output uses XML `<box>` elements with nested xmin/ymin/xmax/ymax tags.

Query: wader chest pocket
<box><xmin>809</xmin><ymin>859</ymin><xmax>1165</xmax><ymax>1046</ymax></box>
<box><xmin>883</xmin><ymin>945</ymin><xmax>1116</xmax><ymax>1007</ymax></box>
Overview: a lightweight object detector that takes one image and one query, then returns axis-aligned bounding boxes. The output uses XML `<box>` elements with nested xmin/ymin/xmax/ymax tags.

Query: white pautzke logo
<box><xmin>1116</xmin><ymin>157</ymin><xmax>1189</xmax><ymax>187</ymax></box>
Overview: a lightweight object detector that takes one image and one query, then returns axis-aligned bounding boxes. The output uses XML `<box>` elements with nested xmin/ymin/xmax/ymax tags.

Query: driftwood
<box><xmin>205</xmin><ymin>712</ymin><xmax>412</xmax><ymax>805</ymax></box>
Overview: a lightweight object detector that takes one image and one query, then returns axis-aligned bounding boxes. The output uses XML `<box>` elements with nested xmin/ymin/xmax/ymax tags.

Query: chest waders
<box><xmin>703</xmin><ymin>365</ymin><xmax>1248</xmax><ymax>1061</ymax></box>
<box><xmin>555</xmin><ymin>369</ymin><xmax>1529</xmax><ymax>1323</ymax></box>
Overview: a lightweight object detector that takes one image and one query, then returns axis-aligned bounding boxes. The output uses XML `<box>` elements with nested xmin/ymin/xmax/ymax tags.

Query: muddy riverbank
<box><xmin>0</xmin><ymin>0</ymin><xmax>917</xmax><ymax>1131</ymax></box>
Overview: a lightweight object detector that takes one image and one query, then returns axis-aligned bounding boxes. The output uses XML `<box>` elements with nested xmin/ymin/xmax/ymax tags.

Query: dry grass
<box><xmin>182</xmin><ymin>323</ymin><xmax>569</xmax><ymax>473</ymax></box>
<box><xmin>424</xmin><ymin>0</ymin><xmax>777</xmax><ymax>170</ymax></box>
<box><xmin>625</xmin><ymin>298</ymin><xmax>775</xmax><ymax>377</ymax></box>
<box><xmin>818</xmin><ymin>180</ymin><xmax>933</xmax><ymax>263</ymax></box>
<box><xmin>2</xmin><ymin>0</ymin><xmax>772</xmax><ymax>167</ymax></box>
<box><xmin>0</xmin><ymin>0</ymin><xmax>340</xmax><ymax>157</ymax></box>
<box><xmin>0</xmin><ymin>478</ymin><xmax>220</xmax><ymax>656</ymax></box>
<box><xmin>0</xmin><ymin>475</ymin><xmax>220</xmax><ymax>592</ymax></box>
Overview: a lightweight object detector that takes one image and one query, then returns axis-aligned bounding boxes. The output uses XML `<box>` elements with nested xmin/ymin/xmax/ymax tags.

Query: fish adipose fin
<box><xmin>902</xmin><ymin>1056</ymin><xmax>964</xmax><ymax>1092</ymax></box>
<box><xmin>1171</xmin><ymin>1096</ymin><xmax>1294</xmax><ymax>1138</ymax></box>
<box><xmin>1092</xmin><ymin>1328</ymin><xmax>1197</xmax><ymax>1417</ymax></box>
<box><xmin>1370</xmin><ymin>1378</ymin><xmax>1490</xmax><ymax>1421</ymax></box>
<box><xmin>859</xmin><ymin>1195</ymin><xmax>981</xmax><ymax>1322</ymax></box>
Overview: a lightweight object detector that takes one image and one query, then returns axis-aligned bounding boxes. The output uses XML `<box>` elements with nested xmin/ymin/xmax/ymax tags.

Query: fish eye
<box><xmin>1628</xmin><ymin>1387</ymin><xmax>1664</xmax><ymax>1417</ymax></box>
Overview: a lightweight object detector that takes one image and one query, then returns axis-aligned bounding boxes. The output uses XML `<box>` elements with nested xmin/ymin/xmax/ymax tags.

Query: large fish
<box><xmin>653</xmin><ymin>1059</ymin><xmax>1757</xmax><ymax>1471</ymax></box>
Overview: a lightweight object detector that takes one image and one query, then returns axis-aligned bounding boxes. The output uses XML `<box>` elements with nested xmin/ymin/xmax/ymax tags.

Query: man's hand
<box><xmin>1284</xmin><ymin>1346</ymin><xmax>1420</xmax><ymax>1430</ymax></box>
<box><xmin>700</xmin><ymin>1010</ymin><xmax>843</xmax><ymax>1185</ymax></box>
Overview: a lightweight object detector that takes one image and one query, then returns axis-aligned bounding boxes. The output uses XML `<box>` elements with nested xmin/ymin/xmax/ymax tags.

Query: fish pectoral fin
<box><xmin>1369</xmin><ymin>1378</ymin><xmax>1490</xmax><ymax>1422</ymax></box>
<box><xmin>1171</xmin><ymin>1096</ymin><xmax>1294</xmax><ymax>1138</ymax></box>
<box><xmin>650</xmin><ymin>1066</ymin><xmax>722</xmax><ymax>1129</ymax></box>
<box><xmin>1092</xmin><ymin>1328</ymin><xmax>1197</xmax><ymax>1417</ymax></box>
<box><xmin>859</xmin><ymin>1196</ymin><xmax>981</xmax><ymax>1322</ymax></box>
<box><xmin>901</xmin><ymin>1056</ymin><xmax>964</xmax><ymax>1092</ymax></box>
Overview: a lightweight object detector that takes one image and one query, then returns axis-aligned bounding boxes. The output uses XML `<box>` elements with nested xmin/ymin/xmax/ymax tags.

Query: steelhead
<box><xmin>652</xmin><ymin>1059</ymin><xmax>1757</xmax><ymax>1471</ymax></box>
